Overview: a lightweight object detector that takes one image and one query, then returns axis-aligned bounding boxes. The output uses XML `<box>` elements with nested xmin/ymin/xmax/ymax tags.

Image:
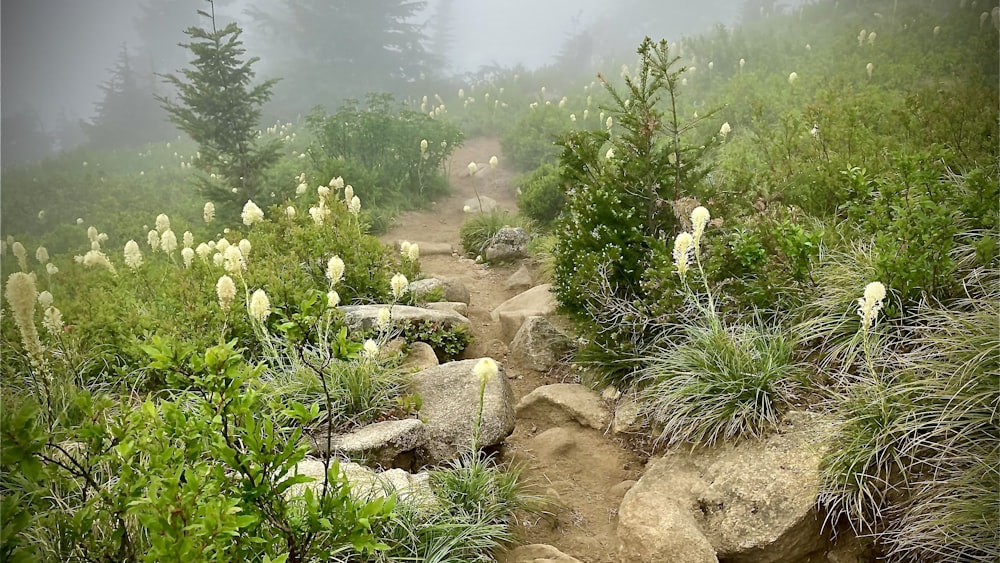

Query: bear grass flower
<box><xmin>160</xmin><ymin>229</ymin><xmax>178</xmax><ymax>255</ymax></box>
<box><xmin>472</xmin><ymin>357</ymin><xmax>498</xmax><ymax>386</ymax></box>
<box><xmin>147</xmin><ymin>229</ymin><xmax>160</xmax><ymax>252</ymax></box>
<box><xmin>248</xmin><ymin>289</ymin><xmax>271</xmax><ymax>321</ymax></box>
<box><xmin>691</xmin><ymin>206</ymin><xmax>711</xmax><ymax>249</ymax></box>
<box><xmin>857</xmin><ymin>281</ymin><xmax>887</xmax><ymax>330</ymax></box>
<box><xmin>181</xmin><ymin>247</ymin><xmax>195</xmax><ymax>268</ymax></box>
<box><xmin>5</xmin><ymin>272</ymin><xmax>44</xmax><ymax>362</ymax></box>
<box><xmin>408</xmin><ymin>243</ymin><xmax>419</xmax><ymax>262</ymax></box>
<box><xmin>719</xmin><ymin>122</ymin><xmax>731</xmax><ymax>139</ymax></box>
<box><xmin>204</xmin><ymin>202</ymin><xmax>215</xmax><ymax>224</ymax></box>
<box><xmin>183</xmin><ymin>231</ymin><xmax>194</xmax><ymax>249</ymax></box>
<box><xmin>327</xmin><ymin>290</ymin><xmax>340</xmax><ymax>308</ymax></box>
<box><xmin>363</xmin><ymin>339</ymin><xmax>379</xmax><ymax>359</ymax></box>
<box><xmin>12</xmin><ymin>242</ymin><xmax>27</xmax><ymax>271</ymax></box>
<box><xmin>285</xmin><ymin>206</ymin><xmax>296</xmax><ymax>219</ymax></box>
<box><xmin>489</xmin><ymin>155</ymin><xmax>499</xmax><ymax>169</ymax></box>
<box><xmin>348</xmin><ymin>196</ymin><xmax>361</xmax><ymax>216</ymax></box>
<box><xmin>420</xmin><ymin>139</ymin><xmax>429</xmax><ymax>155</ymax></box>
<box><xmin>216</xmin><ymin>275</ymin><xmax>237</xmax><ymax>312</ymax></box>
<box><xmin>42</xmin><ymin>306</ymin><xmax>63</xmax><ymax>335</ymax></box>
<box><xmin>673</xmin><ymin>232</ymin><xmax>693</xmax><ymax>277</ymax></box>
<box><xmin>155</xmin><ymin>213</ymin><xmax>170</xmax><ymax>234</ymax></box>
<box><xmin>195</xmin><ymin>243</ymin><xmax>211</xmax><ymax>261</ymax></box>
<box><xmin>468</xmin><ymin>162</ymin><xmax>478</xmax><ymax>176</ymax></box>
<box><xmin>242</xmin><ymin>200</ymin><xmax>265</xmax><ymax>226</ymax></box>
<box><xmin>296</xmin><ymin>182</ymin><xmax>308</xmax><ymax>196</ymax></box>
<box><xmin>390</xmin><ymin>273</ymin><xmax>409</xmax><ymax>300</ymax></box>
<box><xmin>318</xmin><ymin>186</ymin><xmax>331</xmax><ymax>201</ymax></box>
<box><xmin>83</xmin><ymin>250</ymin><xmax>116</xmax><ymax>274</ymax></box>
<box><xmin>223</xmin><ymin>245</ymin><xmax>245</xmax><ymax>275</ymax></box>
<box><xmin>124</xmin><ymin>240</ymin><xmax>143</xmax><ymax>271</ymax></box>
<box><xmin>606</xmin><ymin>147</ymin><xmax>615</xmax><ymax>160</ymax></box>
<box><xmin>238</xmin><ymin>239</ymin><xmax>251</xmax><ymax>258</ymax></box>
<box><xmin>329</xmin><ymin>176</ymin><xmax>344</xmax><ymax>190</ymax></box>
<box><xmin>46</xmin><ymin>263</ymin><xmax>59</xmax><ymax>276</ymax></box>
<box><xmin>35</xmin><ymin>246</ymin><xmax>49</xmax><ymax>264</ymax></box>
<box><xmin>400</xmin><ymin>241</ymin><xmax>412</xmax><ymax>256</ymax></box>
<box><xmin>327</xmin><ymin>256</ymin><xmax>345</xmax><ymax>285</ymax></box>
<box><xmin>38</xmin><ymin>290</ymin><xmax>54</xmax><ymax>309</ymax></box>
<box><xmin>788</xmin><ymin>71</ymin><xmax>799</xmax><ymax>84</ymax></box>
<box><xmin>866</xmin><ymin>62</ymin><xmax>874</xmax><ymax>78</ymax></box>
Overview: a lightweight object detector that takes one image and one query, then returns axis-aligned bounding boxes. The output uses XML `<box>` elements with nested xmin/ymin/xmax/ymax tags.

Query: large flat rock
<box><xmin>339</xmin><ymin>304</ymin><xmax>471</xmax><ymax>332</ymax></box>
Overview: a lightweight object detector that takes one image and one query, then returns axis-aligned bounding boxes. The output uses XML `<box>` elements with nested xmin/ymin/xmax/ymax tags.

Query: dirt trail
<box><xmin>380</xmin><ymin>137</ymin><xmax>645</xmax><ymax>563</ymax></box>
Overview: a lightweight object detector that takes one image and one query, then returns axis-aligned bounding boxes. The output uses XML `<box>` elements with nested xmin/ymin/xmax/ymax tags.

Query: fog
<box><xmin>1</xmin><ymin>0</ymin><xmax>768</xmax><ymax>163</ymax></box>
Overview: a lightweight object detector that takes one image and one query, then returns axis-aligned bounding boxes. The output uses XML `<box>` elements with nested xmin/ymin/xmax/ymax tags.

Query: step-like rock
<box><xmin>307</xmin><ymin>418</ymin><xmax>426</xmax><ymax>469</ymax></box>
<box><xmin>515</xmin><ymin>383</ymin><xmax>611</xmax><ymax>431</ymax></box>
<box><xmin>339</xmin><ymin>304</ymin><xmax>471</xmax><ymax>333</ymax></box>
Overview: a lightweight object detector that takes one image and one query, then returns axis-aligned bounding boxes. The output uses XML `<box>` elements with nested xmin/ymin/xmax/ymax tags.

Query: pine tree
<box><xmin>158</xmin><ymin>0</ymin><xmax>280</xmax><ymax>219</ymax></box>
<box><xmin>82</xmin><ymin>44</ymin><xmax>173</xmax><ymax>149</ymax></box>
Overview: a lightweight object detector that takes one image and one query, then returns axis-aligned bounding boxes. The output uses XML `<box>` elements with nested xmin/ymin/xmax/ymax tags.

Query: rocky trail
<box><xmin>362</xmin><ymin>137</ymin><xmax>870</xmax><ymax>563</ymax></box>
<box><xmin>379</xmin><ymin>137</ymin><xmax>642</xmax><ymax>562</ymax></box>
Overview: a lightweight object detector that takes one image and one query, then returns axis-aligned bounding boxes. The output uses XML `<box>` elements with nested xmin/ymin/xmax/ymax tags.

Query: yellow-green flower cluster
<box><xmin>857</xmin><ymin>281</ymin><xmax>886</xmax><ymax>330</ymax></box>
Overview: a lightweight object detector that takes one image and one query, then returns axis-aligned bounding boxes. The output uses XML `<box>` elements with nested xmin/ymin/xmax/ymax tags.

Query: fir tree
<box><xmin>157</xmin><ymin>0</ymin><xmax>280</xmax><ymax>219</ymax></box>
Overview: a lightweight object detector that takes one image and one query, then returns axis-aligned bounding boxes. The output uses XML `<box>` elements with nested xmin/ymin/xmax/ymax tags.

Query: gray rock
<box><xmin>509</xmin><ymin>315</ymin><xmax>572</xmax><ymax>372</ymax></box>
<box><xmin>506</xmin><ymin>543</ymin><xmax>583</xmax><ymax>563</ymax></box>
<box><xmin>612</xmin><ymin>397</ymin><xmax>644</xmax><ymax>435</ymax></box>
<box><xmin>291</xmin><ymin>458</ymin><xmax>436</xmax><ymax>511</ymax></box>
<box><xmin>463</xmin><ymin>195</ymin><xmax>498</xmax><ymax>213</ymax></box>
<box><xmin>504</xmin><ymin>263</ymin><xmax>536</xmax><ymax>293</ymax></box>
<box><xmin>401</xmin><ymin>341</ymin><xmax>439</xmax><ymax>372</ymax></box>
<box><xmin>618</xmin><ymin>493</ymin><xmax>719</xmax><ymax>563</ymax></box>
<box><xmin>484</xmin><ymin>226</ymin><xmax>530</xmax><ymax>262</ymax></box>
<box><xmin>308</xmin><ymin>419</ymin><xmax>426</xmax><ymax>468</ymax></box>
<box><xmin>515</xmin><ymin>383</ymin><xmax>611</xmax><ymax>431</ymax></box>
<box><xmin>491</xmin><ymin>284</ymin><xmax>558</xmax><ymax>342</ymax></box>
<box><xmin>411</xmin><ymin>359</ymin><xmax>516</xmax><ymax>464</ymax></box>
<box><xmin>407</xmin><ymin>277</ymin><xmax>471</xmax><ymax>305</ymax></box>
<box><xmin>424</xmin><ymin>301</ymin><xmax>468</xmax><ymax>316</ymax></box>
<box><xmin>617</xmin><ymin>411</ymin><xmax>836</xmax><ymax>563</ymax></box>
<box><xmin>338</xmin><ymin>304</ymin><xmax>471</xmax><ymax>333</ymax></box>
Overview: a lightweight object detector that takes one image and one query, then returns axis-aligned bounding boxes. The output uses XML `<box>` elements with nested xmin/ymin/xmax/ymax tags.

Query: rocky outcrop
<box><xmin>308</xmin><ymin>419</ymin><xmax>425</xmax><ymax>469</ymax></box>
<box><xmin>515</xmin><ymin>383</ymin><xmax>610</xmax><ymax>431</ymax></box>
<box><xmin>617</xmin><ymin>411</ymin><xmax>836</xmax><ymax>563</ymax></box>
<box><xmin>491</xmin><ymin>284</ymin><xmax>558</xmax><ymax>342</ymax></box>
<box><xmin>618</xmin><ymin>490</ymin><xmax>720</xmax><ymax>563</ymax></box>
<box><xmin>509</xmin><ymin>315</ymin><xmax>572</xmax><ymax>372</ymax></box>
<box><xmin>406</xmin><ymin>277</ymin><xmax>471</xmax><ymax>305</ymax></box>
<box><xmin>411</xmin><ymin>359</ymin><xmax>516</xmax><ymax>464</ymax></box>
<box><xmin>401</xmin><ymin>341</ymin><xmax>439</xmax><ymax>372</ymax></box>
<box><xmin>504</xmin><ymin>264</ymin><xmax>536</xmax><ymax>293</ymax></box>
<box><xmin>396</xmin><ymin>241</ymin><xmax>454</xmax><ymax>256</ymax></box>
<box><xmin>484</xmin><ymin>226</ymin><xmax>530</xmax><ymax>262</ymax></box>
<box><xmin>338</xmin><ymin>304</ymin><xmax>471</xmax><ymax>332</ymax></box>
<box><xmin>291</xmin><ymin>458</ymin><xmax>436</xmax><ymax>510</ymax></box>
<box><xmin>423</xmin><ymin>301</ymin><xmax>468</xmax><ymax>316</ymax></box>
<box><xmin>505</xmin><ymin>544</ymin><xmax>583</xmax><ymax>563</ymax></box>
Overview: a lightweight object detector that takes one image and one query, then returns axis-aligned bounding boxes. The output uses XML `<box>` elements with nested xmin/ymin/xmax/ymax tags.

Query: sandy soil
<box><xmin>380</xmin><ymin>137</ymin><xmax>646</xmax><ymax>563</ymax></box>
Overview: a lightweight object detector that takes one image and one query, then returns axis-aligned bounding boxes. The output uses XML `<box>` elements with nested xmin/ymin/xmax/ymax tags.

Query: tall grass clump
<box><xmin>459</xmin><ymin>210</ymin><xmax>534</xmax><ymax>260</ymax></box>
<box><xmin>637</xmin><ymin>206</ymin><xmax>804</xmax><ymax>447</ymax></box>
<box><xmin>817</xmin><ymin>265</ymin><xmax>999</xmax><ymax>561</ymax></box>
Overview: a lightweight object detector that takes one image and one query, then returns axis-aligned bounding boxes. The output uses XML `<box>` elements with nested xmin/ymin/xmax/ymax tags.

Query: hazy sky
<box><xmin>1</xmin><ymin>0</ymin><xmax>747</xmax><ymax>129</ymax></box>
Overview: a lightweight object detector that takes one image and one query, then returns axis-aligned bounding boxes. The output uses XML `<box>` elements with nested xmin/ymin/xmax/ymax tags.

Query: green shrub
<box><xmin>516</xmin><ymin>161</ymin><xmax>565</xmax><ymax>227</ymax></box>
<box><xmin>306</xmin><ymin>93</ymin><xmax>463</xmax><ymax>212</ymax></box>
<box><xmin>638</xmin><ymin>314</ymin><xmax>803</xmax><ymax>447</ymax></box>
<box><xmin>500</xmin><ymin>103</ymin><xmax>573</xmax><ymax>171</ymax></box>
<box><xmin>818</xmin><ymin>267</ymin><xmax>999</xmax><ymax>561</ymax></box>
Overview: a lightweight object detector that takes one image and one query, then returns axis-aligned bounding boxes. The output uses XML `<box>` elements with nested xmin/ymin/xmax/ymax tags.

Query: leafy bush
<box><xmin>306</xmin><ymin>93</ymin><xmax>464</xmax><ymax>213</ymax></box>
<box><xmin>500</xmin><ymin>103</ymin><xmax>573</xmax><ymax>171</ymax></box>
<box><xmin>515</xmin><ymin>162</ymin><xmax>565</xmax><ymax>228</ymax></box>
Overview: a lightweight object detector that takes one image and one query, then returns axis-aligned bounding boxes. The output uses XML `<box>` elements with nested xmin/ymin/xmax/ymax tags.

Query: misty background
<box><xmin>1</xmin><ymin>0</ymin><xmax>794</xmax><ymax>166</ymax></box>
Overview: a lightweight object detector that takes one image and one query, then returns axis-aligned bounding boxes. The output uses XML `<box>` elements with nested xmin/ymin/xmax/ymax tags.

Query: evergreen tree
<box><xmin>82</xmin><ymin>44</ymin><xmax>173</xmax><ymax>149</ymax></box>
<box><xmin>158</xmin><ymin>0</ymin><xmax>281</xmax><ymax>219</ymax></box>
<box><xmin>427</xmin><ymin>0</ymin><xmax>456</xmax><ymax>74</ymax></box>
<box><xmin>249</xmin><ymin>0</ymin><xmax>432</xmax><ymax>115</ymax></box>
<box><xmin>1</xmin><ymin>110</ymin><xmax>52</xmax><ymax>167</ymax></box>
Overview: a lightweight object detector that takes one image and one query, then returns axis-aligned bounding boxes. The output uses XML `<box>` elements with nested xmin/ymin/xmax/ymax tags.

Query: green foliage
<box><xmin>158</xmin><ymin>3</ymin><xmax>282</xmax><ymax>221</ymax></box>
<box><xmin>818</xmin><ymin>267</ymin><xmax>999</xmax><ymax>561</ymax></box>
<box><xmin>306</xmin><ymin>93</ymin><xmax>463</xmax><ymax>216</ymax></box>
<box><xmin>500</xmin><ymin>103</ymin><xmax>574</xmax><ymax>170</ymax></box>
<box><xmin>397</xmin><ymin>321</ymin><xmax>473</xmax><ymax>363</ymax></box>
<box><xmin>551</xmin><ymin>38</ymin><xmax>718</xmax><ymax>388</ymax></box>
<box><xmin>638</xmin><ymin>314</ymin><xmax>803</xmax><ymax>447</ymax></box>
<box><xmin>459</xmin><ymin>210</ymin><xmax>534</xmax><ymax>259</ymax></box>
<box><xmin>515</xmin><ymin>161</ymin><xmax>566</xmax><ymax>228</ymax></box>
